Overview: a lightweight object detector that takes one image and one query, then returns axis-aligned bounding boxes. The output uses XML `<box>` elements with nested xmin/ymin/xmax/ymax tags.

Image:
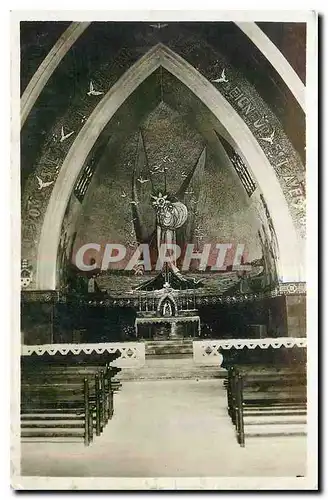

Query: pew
<box><xmin>23</xmin><ymin>364</ymin><xmax>122</xmax><ymax>411</ymax></box>
<box><xmin>226</xmin><ymin>365</ymin><xmax>307</xmax><ymax>447</ymax></box>
<box><xmin>22</xmin><ymin>368</ymin><xmax>111</xmax><ymax>433</ymax></box>
<box><xmin>21</xmin><ymin>349</ymin><xmax>120</xmax><ymax>367</ymax></box>
<box><xmin>21</xmin><ymin>377</ymin><xmax>94</xmax><ymax>446</ymax></box>
<box><xmin>21</xmin><ymin>350</ymin><xmax>122</xmax><ymax>445</ymax></box>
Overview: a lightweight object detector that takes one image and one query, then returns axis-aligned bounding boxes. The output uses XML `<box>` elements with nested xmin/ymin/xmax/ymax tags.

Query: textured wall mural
<box><xmin>71</xmin><ymin>103</ymin><xmax>264</xmax><ymax>277</ymax></box>
<box><xmin>21</xmin><ymin>22</ymin><xmax>305</xmax><ymax>290</ymax></box>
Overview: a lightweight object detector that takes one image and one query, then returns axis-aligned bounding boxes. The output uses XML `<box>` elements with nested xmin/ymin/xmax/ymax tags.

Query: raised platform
<box><xmin>145</xmin><ymin>339</ymin><xmax>193</xmax><ymax>359</ymax></box>
<box><xmin>116</xmin><ymin>357</ymin><xmax>226</xmax><ymax>381</ymax></box>
<box><xmin>117</xmin><ymin>339</ymin><xmax>224</xmax><ymax>381</ymax></box>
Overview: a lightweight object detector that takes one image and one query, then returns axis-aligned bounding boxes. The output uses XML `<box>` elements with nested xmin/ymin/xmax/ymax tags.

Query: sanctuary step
<box><xmin>117</xmin><ymin>357</ymin><xmax>226</xmax><ymax>381</ymax></box>
<box><xmin>144</xmin><ymin>339</ymin><xmax>193</xmax><ymax>359</ymax></box>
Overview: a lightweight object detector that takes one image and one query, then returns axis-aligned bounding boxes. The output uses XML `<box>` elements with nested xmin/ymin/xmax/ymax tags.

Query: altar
<box><xmin>135</xmin><ymin>314</ymin><xmax>200</xmax><ymax>340</ymax></box>
<box><xmin>133</xmin><ymin>274</ymin><xmax>201</xmax><ymax>340</ymax></box>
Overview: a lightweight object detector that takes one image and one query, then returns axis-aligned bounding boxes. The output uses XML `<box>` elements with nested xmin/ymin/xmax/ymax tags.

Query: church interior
<box><xmin>19</xmin><ymin>20</ymin><xmax>307</xmax><ymax>480</ymax></box>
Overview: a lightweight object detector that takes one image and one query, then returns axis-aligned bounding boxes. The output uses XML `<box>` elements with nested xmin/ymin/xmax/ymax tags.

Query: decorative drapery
<box><xmin>135</xmin><ymin>315</ymin><xmax>200</xmax><ymax>325</ymax></box>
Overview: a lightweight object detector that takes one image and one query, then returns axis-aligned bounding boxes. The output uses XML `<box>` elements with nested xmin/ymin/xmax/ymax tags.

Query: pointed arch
<box><xmin>36</xmin><ymin>43</ymin><xmax>304</xmax><ymax>289</ymax></box>
<box><xmin>236</xmin><ymin>22</ymin><xmax>305</xmax><ymax>110</ymax></box>
<box><xmin>157</xmin><ymin>294</ymin><xmax>178</xmax><ymax>317</ymax></box>
<box><xmin>21</xmin><ymin>22</ymin><xmax>91</xmax><ymax>127</ymax></box>
<box><xmin>20</xmin><ymin>22</ymin><xmax>306</xmax><ymax>126</ymax></box>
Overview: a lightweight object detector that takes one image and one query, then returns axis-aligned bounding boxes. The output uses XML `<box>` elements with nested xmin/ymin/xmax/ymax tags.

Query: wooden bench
<box><xmin>43</xmin><ymin>364</ymin><xmax>122</xmax><ymax>393</ymax></box>
<box><xmin>21</xmin><ymin>377</ymin><xmax>94</xmax><ymax>445</ymax></box>
<box><xmin>24</xmin><ymin>364</ymin><xmax>122</xmax><ymax>411</ymax></box>
<box><xmin>22</xmin><ymin>368</ymin><xmax>111</xmax><ymax>434</ymax></box>
<box><xmin>226</xmin><ymin>365</ymin><xmax>307</xmax><ymax>447</ymax></box>
<box><xmin>21</xmin><ymin>351</ymin><xmax>122</xmax><ymax>445</ymax></box>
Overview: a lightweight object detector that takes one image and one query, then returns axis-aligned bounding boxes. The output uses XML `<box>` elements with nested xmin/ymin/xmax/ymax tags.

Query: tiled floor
<box><xmin>21</xmin><ymin>379</ymin><xmax>306</xmax><ymax>477</ymax></box>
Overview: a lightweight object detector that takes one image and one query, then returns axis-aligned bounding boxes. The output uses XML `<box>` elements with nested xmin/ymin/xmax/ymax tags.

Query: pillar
<box><xmin>285</xmin><ymin>295</ymin><xmax>306</xmax><ymax>338</ymax></box>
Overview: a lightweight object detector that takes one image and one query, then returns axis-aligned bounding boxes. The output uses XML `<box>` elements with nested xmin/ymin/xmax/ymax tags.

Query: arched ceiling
<box><xmin>20</xmin><ymin>21</ymin><xmax>71</xmax><ymax>93</ymax></box>
<box><xmin>20</xmin><ymin>22</ymin><xmax>306</xmax><ymax>290</ymax></box>
<box><xmin>257</xmin><ymin>22</ymin><xmax>306</xmax><ymax>83</ymax></box>
<box><xmin>21</xmin><ymin>21</ymin><xmax>306</xmax><ymax>172</ymax></box>
<box><xmin>21</xmin><ymin>22</ymin><xmax>90</xmax><ymax>126</ymax></box>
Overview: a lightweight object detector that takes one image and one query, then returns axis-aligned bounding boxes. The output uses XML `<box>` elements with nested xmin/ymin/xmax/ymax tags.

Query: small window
<box><xmin>218</xmin><ymin>135</ymin><xmax>256</xmax><ymax>197</ymax></box>
<box><xmin>74</xmin><ymin>164</ymin><xmax>96</xmax><ymax>202</ymax></box>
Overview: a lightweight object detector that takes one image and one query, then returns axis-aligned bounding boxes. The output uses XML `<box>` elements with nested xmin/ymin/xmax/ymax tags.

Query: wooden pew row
<box><xmin>21</xmin><ymin>374</ymin><xmax>111</xmax><ymax>444</ymax></box>
<box><xmin>21</xmin><ymin>367</ymin><xmax>116</xmax><ymax>441</ymax></box>
<box><xmin>21</xmin><ymin>351</ymin><xmax>122</xmax><ymax>446</ymax></box>
<box><xmin>23</xmin><ymin>363</ymin><xmax>122</xmax><ymax>392</ymax></box>
<box><xmin>226</xmin><ymin>365</ymin><xmax>307</xmax><ymax>447</ymax></box>
<box><xmin>23</xmin><ymin>367</ymin><xmax>121</xmax><ymax>415</ymax></box>
<box><xmin>226</xmin><ymin>368</ymin><xmax>297</xmax><ymax>421</ymax></box>
<box><xmin>23</xmin><ymin>369</ymin><xmax>112</xmax><ymax>430</ymax></box>
<box><xmin>226</xmin><ymin>365</ymin><xmax>306</xmax><ymax>419</ymax></box>
<box><xmin>22</xmin><ymin>353</ymin><xmax>122</xmax><ymax>400</ymax></box>
<box><xmin>21</xmin><ymin>377</ymin><xmax>94</xmax><ymax>446</ymax></box>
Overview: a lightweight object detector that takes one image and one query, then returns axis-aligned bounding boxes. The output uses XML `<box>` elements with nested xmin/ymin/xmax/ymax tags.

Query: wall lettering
<box><xmin>220</xmin><ymin>82</ymin><xmax>305</xmax><ymax>224</ymax></box>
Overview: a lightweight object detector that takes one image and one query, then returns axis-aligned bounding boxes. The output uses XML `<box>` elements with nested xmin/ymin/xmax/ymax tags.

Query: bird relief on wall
<box><xmin>149</xmin><ymin>23</ymin><xmax>168</xmax><ymax>29</ymax></box>
<box><xmin>211</xmin><ymin>68</ymin><xmax>229</xmax><ymax>84</ymax></box>
<box><xmin>87</xmin><ymin>81</ymin><xmax>104</xmax><ymax>97</ymax></box>
<box><xmin>59</xmin><ymin>126</ymin><xmax>75</xmax><ymax>143</ymax></box>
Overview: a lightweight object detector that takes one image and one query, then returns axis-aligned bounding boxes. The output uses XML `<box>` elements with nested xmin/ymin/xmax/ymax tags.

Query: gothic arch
<box><xmin>21</xmin><ymin>22</ymin><xmax>90</xmax><ymax>127</ymax></box>
<box><xmin>235</xmin><ymin>22</ymin><xmax>305</xmax><ymax>110</ymax></box>
<box><xmin>157</xmin><ymin>295</ymin><xmax>178</xmax><ymax>317</ymax></box>
<box><xmin>36</xmin><ymin>43</ymin><xmax>304</xmax><ymax>289</ymax></box>
<box><xmin>20</xmin><ymin>21</ymin><xmax>305</xmax><ymax>127</ymax></box>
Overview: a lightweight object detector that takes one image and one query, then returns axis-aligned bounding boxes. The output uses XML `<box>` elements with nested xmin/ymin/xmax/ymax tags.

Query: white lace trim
<box><xmin>194</xmin><ymin>337</ymin><xmax>306</xmax><ymax>353</ymax></box>
<box><xmin>21</xmin><ymin>342</ymin><xmax>146</xmax><ymax>367</ymax></box>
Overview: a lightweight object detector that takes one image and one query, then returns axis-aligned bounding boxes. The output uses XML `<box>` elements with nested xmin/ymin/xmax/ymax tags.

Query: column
<box><xmin>285</xmin><ymin>295</ymin><xmax>306</xmax><ymax>338</ymax></box>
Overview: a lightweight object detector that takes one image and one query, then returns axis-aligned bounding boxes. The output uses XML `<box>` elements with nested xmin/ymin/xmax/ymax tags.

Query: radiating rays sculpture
<box><xmin>129</xmin><ymin>129</ymin><xmax>206</xmax><ymax>286</ymax></box>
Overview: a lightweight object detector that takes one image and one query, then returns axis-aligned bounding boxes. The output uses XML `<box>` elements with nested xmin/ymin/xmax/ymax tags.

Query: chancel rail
<box><xmin>193</xmin><ymin>337</ymin><xmax>307</xmax><ymax>365</ymax></box>
<box><xmin>21</xmin><ymin>342</ymin><xmax>146</xmax><ymax>367</ymax></box>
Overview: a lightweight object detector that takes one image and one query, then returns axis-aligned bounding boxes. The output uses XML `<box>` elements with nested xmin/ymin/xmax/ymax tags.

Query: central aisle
<box><xmin>21</xmin><ymin>379</ymin><xmax>306</xmax><ymax>477</ymax></box>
